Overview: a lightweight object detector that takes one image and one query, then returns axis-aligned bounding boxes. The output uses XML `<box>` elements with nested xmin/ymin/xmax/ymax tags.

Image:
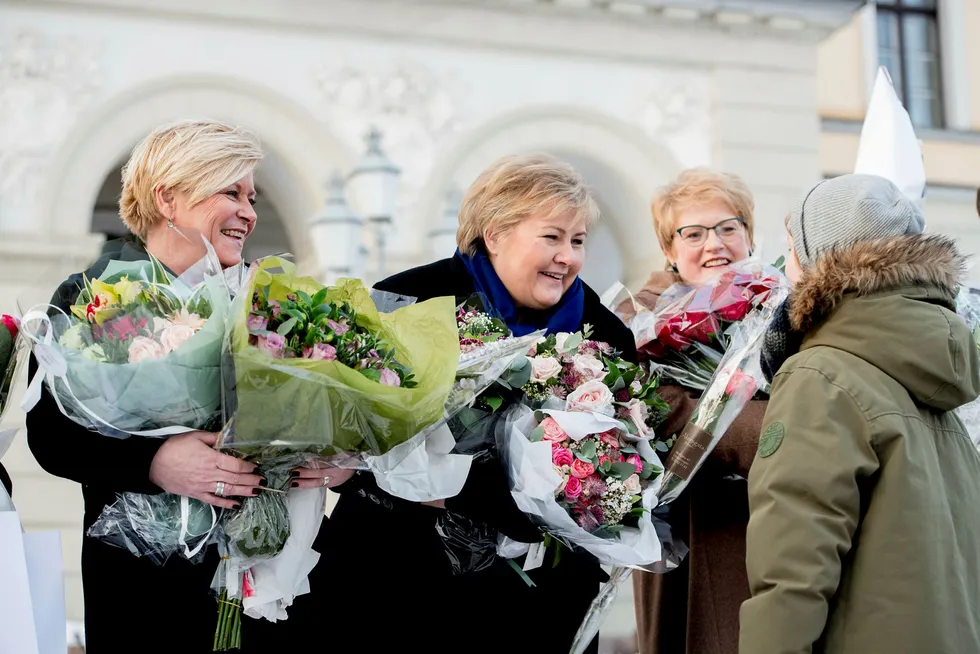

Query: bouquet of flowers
<box><xmin>609</xmin><ymin>260</ymin><xmax>785</xmax><ymax>390</ymax></box>
<box><xmin>19</xmin><ymin>243</ymin><xmax>231</xmax><ymax>438</ymax></box>
<box><xmin>495</xmin><ymin>329</ymin><xmax>672</xmax><ymax>566</ymax></box>
<box><xmin>656</xmin><ymin>278</ymin><xmax>790</xmax><ymax>505</ymax></box>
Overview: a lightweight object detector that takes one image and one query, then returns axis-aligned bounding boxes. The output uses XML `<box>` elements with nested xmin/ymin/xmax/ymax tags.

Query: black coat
<box><xmin>24</xmin><ymin>239</ymin><xmax>282</xmax><ymax>654</ymax></box>
<box><xmin>291</xmin><ymin>254</ymin><xmax>638</xmax><ymax>654</ymax></box>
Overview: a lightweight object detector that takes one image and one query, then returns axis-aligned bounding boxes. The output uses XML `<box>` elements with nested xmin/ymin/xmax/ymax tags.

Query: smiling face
<box><xmin>667</xmin><ymin>199</ymin><xmax>752</xmax><ymax>285</ymax></box>
<box><xmin>485</xmin><ymin>209</ymin><xmax>587</xmax><ymax>310</ymax></box>
<box><xmin>162</xmin><ymin>173</ymin><xmax>258</xmax><ymax>268</ymax></box>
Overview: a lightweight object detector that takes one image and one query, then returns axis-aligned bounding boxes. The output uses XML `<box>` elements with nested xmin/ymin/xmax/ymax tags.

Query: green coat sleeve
<box><xmin>739</xmin><ymin>365</ymin><xmax>879</xmax><ymax>654</ymax></box>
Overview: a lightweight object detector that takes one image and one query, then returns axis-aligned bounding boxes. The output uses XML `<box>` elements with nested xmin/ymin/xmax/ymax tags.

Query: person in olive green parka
<box><xmin>740</xmin><ymin>174</ymin><xmax>980</xmax><ymax>654</ymax></box>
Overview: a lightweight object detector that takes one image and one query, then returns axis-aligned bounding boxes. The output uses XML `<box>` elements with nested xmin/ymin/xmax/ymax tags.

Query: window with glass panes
<box><xmin>876</xmin><ymin>0</ymin><xmax>944</xmax><ymax>129</ymax></box>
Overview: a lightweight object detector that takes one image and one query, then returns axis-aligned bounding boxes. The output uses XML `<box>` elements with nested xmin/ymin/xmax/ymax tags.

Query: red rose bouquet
<box><xmin>613</xmin><ymin>259</ymin><xmax>785</xmax><ymax>390</ymax></box>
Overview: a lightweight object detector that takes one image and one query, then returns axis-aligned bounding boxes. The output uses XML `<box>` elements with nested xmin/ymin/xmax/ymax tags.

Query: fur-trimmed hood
<box><xmin>790</xmin><ymin>233</ymin><xmax>979</xmax><ymax>411</ymax></box>
<box><xmin>790</xmin><ymin>234</ymin><xmax>966</xmax><ymax>332</ymax></box>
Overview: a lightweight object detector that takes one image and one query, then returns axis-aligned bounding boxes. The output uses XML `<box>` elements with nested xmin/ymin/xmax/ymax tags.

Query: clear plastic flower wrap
<box><xmin>85</xmin><ymin>492</ymin><xmax>219</xmax><ymax>567</ymax></box>
<box><xmin>656</xmin><ymin>278</ymin><xmax>790</xmax><ymax>505</ymax></box>
<box><xmin>606</xmin><ymin>259</ymin><xmax>787</xmax><ymax>390</ymax></box>
<box><xmin>18</xmin><ymin>235</ymin><xmax>231</xmax><ymax>438</ymax></box>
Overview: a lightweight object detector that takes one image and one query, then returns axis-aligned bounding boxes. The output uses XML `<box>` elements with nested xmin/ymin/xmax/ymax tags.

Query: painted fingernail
<box><xmin>233</xmin><ymin>503</ymin><xmax>241</xmax><ymax>510</ymax></box>
<box><xmin>259</xmin><ymin>478</ymin><xmax>268</xmax><ymax>487</ymax></box>
<box><xmin>291</xmin><ymin>481</ymin><xmax>299</xmax><ymax>488</ymax></box>
<box><xmin>289</xmin><ymin>471</ymin><xmax>300</xmax><ymax>478</ymax></box>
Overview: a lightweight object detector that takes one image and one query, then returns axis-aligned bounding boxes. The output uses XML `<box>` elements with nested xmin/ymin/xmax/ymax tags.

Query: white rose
<box><xmin>58</xmin><ymin>323</ymin><xmax>88</xmax><ymax>350</ymax></box>
<box><xmin>565</xmin><ymin>379</ymin><xmax>615</xmax><ymax>416</ymax></box>
<box><xmin>128</xmin><ymin>336</ymin><xmax>167</xmax><ymax>363</ymax></box>
<box><xmin>625</xmin><ymin>474</ymin><xmax>642</xmax><ymax>494</ymax></box>
<box><xmin>159</xmin><ymin>323</ymin><xmax>196</xmax><ymax>353</ymax></box>
<box><xmin>530</xmin><ymin>356</ymin><xmax>563</xmax><ymax>383</ymax></box>
<box><xmin>81</xmin><ymin>344</ymin><xmax>107</xmax><ymax>362</ymax></box>
<box><xmin>627</xmin><ymin>398</ymin><xmax>651</xmax><ymax>437</ymax></box>
<box><xmin>554</xmin><ymin>332</ymin><xmax>571</xmax><ymax>352</ymax></box>
<box><xmin>572</xmin><ymin>354</ymin><xmax>605</xmax><ymax>381</ymax></box>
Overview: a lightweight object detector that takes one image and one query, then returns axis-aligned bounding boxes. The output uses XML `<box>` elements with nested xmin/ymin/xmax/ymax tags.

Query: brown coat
<box><xmin>630</xmin><ymin>270</ymin><xmax>767</xmax><ymax>654</ymax></box>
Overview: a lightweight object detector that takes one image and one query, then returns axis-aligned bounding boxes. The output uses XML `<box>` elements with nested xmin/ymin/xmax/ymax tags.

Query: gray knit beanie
<box><xmin>788</xmin><ymin>173</ymin><xmax>925</xmax><ymax>268</ymax></box>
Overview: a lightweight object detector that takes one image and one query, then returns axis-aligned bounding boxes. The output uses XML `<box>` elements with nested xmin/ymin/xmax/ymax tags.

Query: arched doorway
<box><xmin>419</xmin><ymin>106</ymin><xmax>682</xmax><ymax>291</ymax></box>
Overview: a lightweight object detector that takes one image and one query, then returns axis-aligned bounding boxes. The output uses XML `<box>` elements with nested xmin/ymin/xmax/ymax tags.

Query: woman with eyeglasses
<box><xmin>628</xmin><ymin>168</ymin><xmax>769</xmax><ymax>654</ymax></box>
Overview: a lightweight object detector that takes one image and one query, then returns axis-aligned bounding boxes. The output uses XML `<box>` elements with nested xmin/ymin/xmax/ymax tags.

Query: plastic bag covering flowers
<box><xmin>954</xmin><ymin>287</ymin><xmax>980</xmax><ymax>451</ymax></box>
<box><xmin>219</xmin><ymin>256</ymin><xmax>459</xmax><ymax>461</ymax></box>
<box><xmin>19</xmin><ymin>246</ymin><xmax>231</xmax><ymax>437</ymax></box>
<box><xmin>610</xmin><ymin>260</ymin><xmax>786</xmax><ymax>390</ymax></box>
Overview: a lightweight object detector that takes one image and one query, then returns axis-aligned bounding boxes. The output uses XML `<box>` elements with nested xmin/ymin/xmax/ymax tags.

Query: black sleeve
<box><xmin>24</xmin><ymin>275</ymin><xmax>166</xmax><ymax>495</ymax></box>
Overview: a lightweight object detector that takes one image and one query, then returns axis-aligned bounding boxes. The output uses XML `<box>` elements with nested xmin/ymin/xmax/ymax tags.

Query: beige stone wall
<box><xmin>817</xmin><ymin>12</ymin><xmax>867</xmax><ymax>121</ymax></box>
<box><xmin>968</xmin><ymin>0</ymin><xmax>980</xmax><ymax>130</ymax></box>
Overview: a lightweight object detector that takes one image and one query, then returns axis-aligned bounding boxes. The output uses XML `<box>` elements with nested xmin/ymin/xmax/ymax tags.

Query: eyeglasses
<box><xmin>675</xmin><ymin>217</ymin><xmax>746</xmax><ymax>247</ymax></box>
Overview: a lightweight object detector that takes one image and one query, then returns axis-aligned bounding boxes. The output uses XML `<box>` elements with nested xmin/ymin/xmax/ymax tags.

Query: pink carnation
<box><xmin>246</xmin><ymin>314</ymin><xmax>269</xmax><ymax>332</ymax></box>
<box><xmin>626</xmin><ymin>454</ymin><xmax>643</xmax><ymax>474</ymax></box>
<box><xmin>327</xmin><ymin>319</ymin><xmax>350</xmax><ymax>336</ymax></box>
<box><xmin>599</xmin><ymin>430</ymin><xmax>619</xmax><ymax>447</ymax></box>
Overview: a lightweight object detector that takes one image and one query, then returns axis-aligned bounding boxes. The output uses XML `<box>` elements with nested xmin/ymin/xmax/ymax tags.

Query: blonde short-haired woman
<box><xmin>297</xmin><ymin>153</ymin><xmax>636</xmax><ymax>654</ymax></box>
<box><xmin>24</xmin><ymin>119</ymin><xmax>287</xmax><ymax>652</ymax></box>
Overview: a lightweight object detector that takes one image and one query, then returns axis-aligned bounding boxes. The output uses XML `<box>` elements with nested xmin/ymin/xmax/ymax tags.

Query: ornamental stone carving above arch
<box><xmin>0</xmin><ymin>29</ymin><xmax>103</xmax><ymax>230</ymax></box>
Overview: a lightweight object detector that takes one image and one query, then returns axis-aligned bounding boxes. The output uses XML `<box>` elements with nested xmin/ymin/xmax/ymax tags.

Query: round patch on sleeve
<box><xmin>758</xmin><ymin>422</ymin><xmax>785</xmax><ymax>458</ymax></box>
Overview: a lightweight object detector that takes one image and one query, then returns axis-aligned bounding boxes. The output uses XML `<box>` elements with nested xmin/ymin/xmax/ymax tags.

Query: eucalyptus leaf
<box><xmin>580</xmin><ymin>441</ymin><xmax>597</xmax><ymax>459</ymax></box>
<box><xmin>609</xmin><ymin>461</ymin><xmax>638</xmax><ymax>479</ymax></box>
<box><xmin>529</xmin><ymin>426</ymin><xmax>545</xmax><ymax>442</ymax></box>
<box><xmin>484</xmin><ymin>396</ymin><xmax>503</xmax><ymax>413</ymax></box>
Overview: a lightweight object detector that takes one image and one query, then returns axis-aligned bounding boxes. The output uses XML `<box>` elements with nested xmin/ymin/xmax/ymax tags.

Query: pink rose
<box><xmin>571</xmin><ymin>354</ymin><xmax>605</xmax><ymax>381</ymax></box>
<box><xmin>625</xmin><ymin>474</ymin><xmax>642</xmax><ymax>494</ymax></box>
<box><xmin>303</xmin><ymin>343</ymin><xmax>337</xmax><ymax>361</ymax></box>
<box><xmin>725</xmin><ymin>368</ymin><xmax>758</xmax><ymax>402</ymax></box>
<box><xmin>541</xmin><ymin>416</ymin><xmax>569</xmax><ymax>443</ymax></box>
<box><xmin>565</xmin><ymin>379</ymin><xmax>614</xmax><ymax>416</ymax></box>
<box><xmin>159</xmin><ymin>323</ymin><xmax>196</xmax><ymax>353</ymax></box>
<box><xmin>627</xmin><ymin>454</ymin><xmax>643</xmax><ymax>474</ymax></box>
<box><xmin>599</xmin><ymin>430</ymin><xmax>620</xmax><ymax>447</ymax></box>
<box><xmin>552</xmin><ymin>446</ymin><xmax>573</xmax><ymax>467</ymax></box>
<box><xmin>599</xmin><ymin>454</ymin><xmax>612</xmax><ymax>467</ymax></box>
<box><xmin>564</xmin><ymin>476</ymin><xmax>583</xmax><ymax>502</ymax></box>
<box><xmin>257</xmin><ymin>333</ymin><xmax>287</xmax><ymax>358</ymax></box>
<box><xmin>570</xmin><ymin>458</ymin><xmax>595</xmax><ymax>479</ymax></box>
<box><xmin>127</xmin><ymin>336</ymin><xmax>167</xmax><ymax>363</ymax></box>
<box><xmin>529</xmin><ymin>356</ymin><xmax>562</xmax><ymax>383</ymax></box>
<box><xmin>327</xmin><ymin>319</ymin><xmax>350</xmax><ymax>336</ymax></box>
<box><xmin>247</xmin><ymin>314</ymin><xmax>269</xmax><ymax>332</ymax></box>
<box><xmin>379</xmin><ymin>368</ymin><xmax>401</xmax><ymax>387</ymax></box>
<box><xmin>627</xmin><ymin>399</ymin><xmax>651</xmax><ymax>437</ymax></box>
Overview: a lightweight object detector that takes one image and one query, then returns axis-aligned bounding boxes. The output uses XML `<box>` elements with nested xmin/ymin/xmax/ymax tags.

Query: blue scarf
<box><xmin>456</xmin><ymin>248</ymin><xmax>585</xmax><ymax>337</ymax></box>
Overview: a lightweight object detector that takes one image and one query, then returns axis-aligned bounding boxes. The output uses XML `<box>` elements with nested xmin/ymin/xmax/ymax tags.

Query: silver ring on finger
<box><xmin>322</xmin><ymin>475</ymin><xmax>330</xmax><ymax>487</ymax></box>
<box><xmin>215</xmin><ymin>481</ymin><xmax>226</xmax><ymax>497</ymax></box>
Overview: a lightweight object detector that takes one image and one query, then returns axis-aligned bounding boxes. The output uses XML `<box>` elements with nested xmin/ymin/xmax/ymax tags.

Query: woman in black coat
<box><xmin>24</xmin><ymin>120</ymin><xmax>281</xmax><ymax>653</ymax></box>
<box><xmin>295</xmin><ymin>153</ymin><xmax>638</xmax><ymax>654</ymax></box>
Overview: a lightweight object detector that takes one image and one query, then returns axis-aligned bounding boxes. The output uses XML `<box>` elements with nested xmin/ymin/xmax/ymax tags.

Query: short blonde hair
<box><xmin>456</xmin><ymin>153</ymin><xmax>600</xmax><ymax>256</ymax></box>
<box><xmin>119</xmin><ymin>119</ymin><xmax>264</xmax><ymax>236</ymax></box>
<box><xmin>651</xmin><ymin>168</ymin><xmax>755</xmax><ymax>253</ymax></box>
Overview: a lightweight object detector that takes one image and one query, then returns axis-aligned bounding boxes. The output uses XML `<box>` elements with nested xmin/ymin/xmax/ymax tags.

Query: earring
<box><xmin>167</xmin><ymin>218</ymin><xmax>174</xmax><ymax>228</ymax></box>
<box><xmin>667</xmin><ymin>262</ymin><xmax>679</xmax><ymax>273</ymax></box>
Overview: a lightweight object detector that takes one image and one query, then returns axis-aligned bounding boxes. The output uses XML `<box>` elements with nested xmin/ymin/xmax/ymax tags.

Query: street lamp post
<box><xmin>346</xmin><ymin>127</ymin><xmax>401</xmax><ymax>279</ymax></box>
<box><xmin>309</xmin><ymin>172</ymin><xmax>364</xmax><ymax>283</ymax></box>
<box><xmin>428</xmin><ymin>185</ymin><xmax>463</xmax><ymax>259</ymax></box>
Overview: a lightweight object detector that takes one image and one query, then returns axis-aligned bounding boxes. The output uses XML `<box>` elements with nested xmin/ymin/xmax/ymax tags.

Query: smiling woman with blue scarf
<box><xmin>295</xmin><ymin>153</ymin><xmax>636</xmax><ymax>653</ymax></box>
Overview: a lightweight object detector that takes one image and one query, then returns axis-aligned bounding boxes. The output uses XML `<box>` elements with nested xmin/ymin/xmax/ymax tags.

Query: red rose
<box><xmin>1</xmin><ymin>314</ymin><xmax>19</xmax><ymax>339</ymax></box>
<box><xmin>725</xmin><ymin>368</ymin><xmax>758</xmax><ymax>402</ymax></box>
